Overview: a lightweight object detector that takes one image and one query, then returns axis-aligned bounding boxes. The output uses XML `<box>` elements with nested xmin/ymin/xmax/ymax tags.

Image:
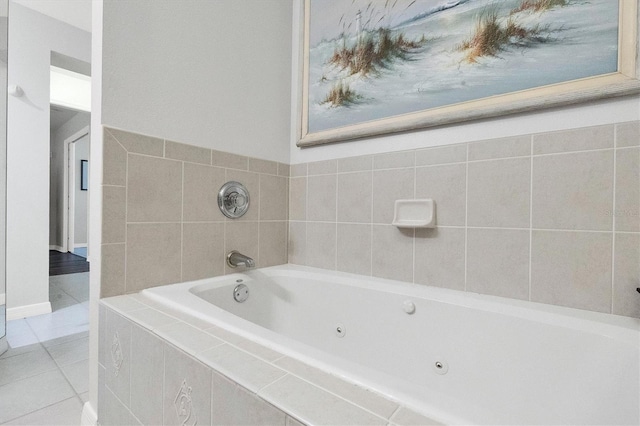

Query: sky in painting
<box><xmin>309</xmin><ymin>0</ymin><xmax>448</xmax><ymax>46</ymax></box>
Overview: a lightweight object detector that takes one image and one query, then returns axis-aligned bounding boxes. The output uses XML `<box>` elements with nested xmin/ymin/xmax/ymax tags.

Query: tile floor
<box><xmin>0</xmin><ymin>273</ymin><xmax>89</xmax><ymax>425</ymax></box>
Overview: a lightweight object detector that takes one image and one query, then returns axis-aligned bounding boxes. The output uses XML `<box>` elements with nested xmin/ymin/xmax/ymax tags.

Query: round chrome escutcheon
<box><xmin>218</xmin><ymin>181</ymin><xmax>250</xmax><ymax>219</ymax></box>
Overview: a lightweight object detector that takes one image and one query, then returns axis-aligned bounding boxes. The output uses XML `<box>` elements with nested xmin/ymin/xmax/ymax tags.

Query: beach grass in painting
<box><xmin>307</xmin><ymin>0</ymin><xmax>619</xmax><ymax>133</ymax></box>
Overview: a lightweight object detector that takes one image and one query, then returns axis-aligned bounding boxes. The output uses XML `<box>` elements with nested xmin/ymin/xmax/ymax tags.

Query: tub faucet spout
<box><xmin>227</xmin><ymin>250</ymin><xmax>255</xmax><ymax>268</ymax></box>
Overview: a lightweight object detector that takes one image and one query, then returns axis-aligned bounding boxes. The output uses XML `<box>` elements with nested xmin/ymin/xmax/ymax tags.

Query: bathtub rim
<box><xmin>143</xmin><ymin>264</ymin><xmax>640</xmax><ymax>342</ymax></box>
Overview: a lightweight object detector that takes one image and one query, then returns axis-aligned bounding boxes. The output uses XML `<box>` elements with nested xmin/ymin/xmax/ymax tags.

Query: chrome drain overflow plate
<box><xmin>335</xmin><ymin>323</ymin><xmax>346</xmax><ymax>338</ymax></box>
<box><xmin>233</xmin><ymin>284</ymin><xmax>249</xmax><ymax>303</ymax></box>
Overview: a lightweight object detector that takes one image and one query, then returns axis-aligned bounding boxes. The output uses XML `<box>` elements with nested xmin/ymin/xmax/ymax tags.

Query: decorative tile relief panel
<box><xmin>289</xmin><ymin>121</ymin><xmax>640</xmax><ymax>319</ymax></box>
<box><xmin>174</xmin><ymin>380</ymin><xmax>197</xmax><ymax>426</ymax></box>
<box><xmin>110</xmin><ymin>332</ymin><xmax>123</xmax><ymax>376</ymax></box>
<box><xmin>101</xmin><ymin>127</ymin><xmax>289</xmax><ymax>297</ymax></box>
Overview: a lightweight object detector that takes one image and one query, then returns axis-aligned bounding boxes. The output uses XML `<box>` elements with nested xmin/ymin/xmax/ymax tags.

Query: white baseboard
<box><xmin>7</xmin><ymin>302</ymin><xmax>52</xmax><ymax>320</ymax></box>
<box><xmin>49</xmin><ymin>245</ymin><xmax>65</xmax><ymax>252</ymax></box>
<box><xmin>0</xmin><ymin>293</ymin><xmax>4</xmax><ymax>305</ymax></box>
<box><xmin>81</xmin><ymin>401</ymin><xmax>98</xmax><ymax>426</ymax></box>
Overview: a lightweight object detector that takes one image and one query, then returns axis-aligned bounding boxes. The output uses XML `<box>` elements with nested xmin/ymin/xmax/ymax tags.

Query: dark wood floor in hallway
<box><xmin>49</xmin><ymin>250</ymin><xmax>90</xmax><ymax>276</ymax></box>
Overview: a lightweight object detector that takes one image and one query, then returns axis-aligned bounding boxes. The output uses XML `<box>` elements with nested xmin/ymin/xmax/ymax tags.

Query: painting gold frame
<box><xmin>298</xmin><ymin>0</ymin><xmax>640</xmax><ymax>147</ymax></box>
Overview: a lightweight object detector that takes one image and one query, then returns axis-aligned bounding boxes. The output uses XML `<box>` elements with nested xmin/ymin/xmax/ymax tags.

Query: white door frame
<box><xmin>62</xmin><ymin>125</ymin><xmax>90</xmax><ymax>254</ymax></box>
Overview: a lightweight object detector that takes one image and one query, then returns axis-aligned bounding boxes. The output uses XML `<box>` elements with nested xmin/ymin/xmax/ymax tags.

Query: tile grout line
<box><xmin>610</xmin><ymin>126</ymin><xmax>617</xmax><ymax>314</ymax></box>
<box><xmin>124</xmin><ymin>152</ymin><xmax>129</xmax><ymax>294</ymax></box>
<box><xmin>304</xmin><ymin>164</ymin><xmax>309</xmax><ymax>266</ymax></box>
<box><xmin>370</xmin><ymin>166</ymin><xmax>374</xmax><ymax>277</ymax></box>
<box><xmin>335</xmin><ymin>171</ymin><xmax>338</xmax><ymax>271</ymax></box>
<box><xmin>464</xmin><ymin>142</ymin><xmax>469</xmax><ymax>292</ymax></box>
<box><xmin>529</xmin><ymin>135</ymin><xmax>534</xmax><ymax>301</ymax></box>
<box><xmin>181</xmin><ymin>162</ymin><xmax>185</xmax><ymax>282</ymax></box>
<box><xmin>412</xmin><ymin>153</ymin><xmax>417</xmax><ymax>284</ymax></box>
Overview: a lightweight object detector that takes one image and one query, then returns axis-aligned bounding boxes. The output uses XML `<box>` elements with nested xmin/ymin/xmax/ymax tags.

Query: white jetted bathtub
<box><xmin>141</xmin><ymin>265</ymin><xmax>640</xmax><ymax>425</ymax></box>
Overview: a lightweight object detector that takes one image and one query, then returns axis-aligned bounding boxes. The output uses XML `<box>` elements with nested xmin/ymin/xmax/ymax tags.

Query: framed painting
<box><xmin>298</xmin><ymin>0</ymin><xmax>640</xmax><ymax>146</ymax></box>
<box><xmin>80</xmin><ymin>159</ymin><xmax>88</xmax><ymax>191</ymax></box>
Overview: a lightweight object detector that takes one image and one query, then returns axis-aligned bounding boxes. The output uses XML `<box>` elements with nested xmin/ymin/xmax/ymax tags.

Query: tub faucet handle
<box><xmin>227</xmin><ymin>250</ymin><xmax>255</xmax><ymax>268</ymax></box>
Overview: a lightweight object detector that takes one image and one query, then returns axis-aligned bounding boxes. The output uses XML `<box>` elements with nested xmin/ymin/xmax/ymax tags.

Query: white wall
<box><xmin>101</xmin><ymin>0</ymin><xmax>293</xmax><ymax>163</ymax></box>
<box><xmin>87</xmin><ymin>0</ymin><xmax>103</xmax><ymax>416</ymax></box>
<box><xmin>74</xmin><ymin>133</ymin><xmax>89</xmax><ymax>245</ymax></box>
<box><xmin>7</xmin><ymin>2</ymin><xmax>90</xmax><ymax>314</ymax></box>
<box><xmin>288</xmin><ymin>2</ymin><xmax>640</xmax><ymax>164</ymax></box>
<box><xmin>0</xmin><ymin>5</ymin><xmax>7</xmax><ymax>306</ymax></box>
<box><xmin>50</xmin><ymin>111</ymin><xmax>90</xmax><ymax>247</ymax></box>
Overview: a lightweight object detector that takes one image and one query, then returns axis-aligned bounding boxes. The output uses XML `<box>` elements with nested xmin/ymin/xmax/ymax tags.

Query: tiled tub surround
<box><xmin>102</xmin><ymin>127</ymin><xmax>289</xmax><ymax>297</ymax></box>
<box><xmin>98</xmin><ymin>295</ymin><xmax>440</xmax><ymax>426</ymax></box>
<box><xmin>98</xmin><ymin>267</ymin><xmax>639</xmax><ymax>425</ymax></box>
<box><xmin>289</xmin><ymin>121</ymin><xmax>640</xmax><ymax>319</ymax></box>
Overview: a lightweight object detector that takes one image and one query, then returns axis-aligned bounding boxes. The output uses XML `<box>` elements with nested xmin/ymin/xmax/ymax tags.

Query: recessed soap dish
<box><xmin>392</xmin><ymin>199</ymin><xmax>435</xmax><ymax>228</ymax></box>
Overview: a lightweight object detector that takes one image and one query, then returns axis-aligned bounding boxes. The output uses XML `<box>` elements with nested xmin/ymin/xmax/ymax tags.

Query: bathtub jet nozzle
<box><xmin>227</xmin><ymin>250</ymin><xmax>256</xmax><ymax>269</ymax></box>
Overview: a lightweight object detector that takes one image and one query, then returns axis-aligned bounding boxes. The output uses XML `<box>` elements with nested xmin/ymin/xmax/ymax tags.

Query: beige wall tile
<box><xmin>466</xmin><ymin>229</ymin><xmax>529</xmax><ymax>300</ymax></box>
<box><xmin>182</xmin><ymin>223</ymin><xmax>225</xmax><ymax>281</ymax></box>
<box><xmin>183</xmin><ymin>163</ymin><xmax>226</xmax><ymax>222</ymax></box>
<box><xmin>338</xmin><ymin>155</ymin><xmax>373</xmax><ymax>172</ymax></box>
<box><xmin>289</xmin><ymin>177</ymin><xmax>306</xmax><ymax>221</ymax></box>
<box><xmin>249</xmin><ymin>158</ymin><xmax>278</xmax><ymax>175</ymax></box>
<box><xmin>288</xmin><ymin>222</ymin><xmax>306</xmax><ymax>265</ymax></box>
<box><xmin>616</xmin><ymin>121</ymin><xmax>640</xmax><ymax>148</ymax></box>
<box><xmin>468</xmin><ymin>158</ymin><xmax>530</xmax><ymax>228</ymax></box>
<box><xmin>371</xmin><ymin>225</ymin><xmax>413</xmax><ymax>282</ymax></box>
<box><xmin>259</xmin><ymin>222</ymin><xmax>288</xmax><ymax>267</ymax></box>
<box><xmin>308</xmin><ymin>159</ymin><xmax>337</xmax><ymax>175</ymax></box>
<box><xmin>415</xmin><ymin>144</ymin><xmax>466</xmax><ymax>166</ymax></box>
<box><xmin>103</xmin><ymin>131</ymin><xmax>127</xmax><ymax>186</ymax></box>
<box><xmin>531</xmin><ymin>230</ymin><xmax>612</xmax><ymax>313</ymax></box>
<box><xmin>126</xmin><ymin>223</ymin><xmax>182</xmax><ymax>293</ymax></box>
<box><xmin>278</xmin><ymin>163</ymin><xmax>290</xmax><ymax>177</ymax></box>
<box><xmin>212</xmin><ymin>150</ymin><xmax>248</xmax><ymax>170</ymax></box>
<box><xmin>306</xmin><ymin>222</ymin><xmax>336</xmax><ymax>269</ymax></box>
<box><xmin>101</xmin><ymin>244</ymin><xmax>125</xmax><ymax>298</ymax></box>
<box><xmin>374</xmin><ymin>151</ymin><xmax>414</xmax><ymax>169</ymax></box>
<box><xmin>165</xmin><ymin>140</ymin><xmax>210</xmax><ymax>164</ymax></box>
<box><xmin>224</xmin><ymin>221</ymin><xmax>259</xmax><ymax>273</ymax></box>
<box><xmin>290</xmin><ymin>163</ymin><xmax>307</xmax><ymax>177</ymax></box>
<box><xmin>106</xmin><ymin>127</ymin><xmax>164</xmax><ymax>157</ymax></box>
<box><xmin>533</xmin><ymin>125</ymin><xmax>614</xmax><ymax>155</ymax></box>
<box><xmin>468</xmin><ymin>135</ymin><xmax>530</xmax><ymax>161</ymax></box>
<box><xmin>102</xmin><ymin>186</ymin><xmax>126</xmax><ymax>244</ymax></box>
<box><xmin>416</xmin><ymin>164</ymin><xmax>466</xmax><ymax>226</ymax></box>
<box><xmin>225</xmin><ymin>170</ymin><xmax>260</xmax><ymax>221</ymax></box>
<box><xmin>372</xmin><ymin>168</ymin><xmax>414</xmax><ymax>224</ymax></box>
<box><xmin>337</xmin><ymin>172</ymin><xmax>372</xmax><ymax>223</ymax></box>
<box><xmin>127</xmin><ymin>154</ymin><xmax>183</xmax><ymax>222</ymax></box>
<box><xmin>260</xmin><ymin>175</ymin><xmax>289</xmax><ymax>221</ymax></box>
<box><xmin>615</xmin><ymin>148</ymin><xmax>639</xmax><ymax>232</ymax></box>
<box><xmin>533</xmin><ymin>150</ymin><xmax>613</xmax><ymax>230</ymax></box>
<box><xmin>337</xmin><ymin>224</ymin><xmax>372</xmax><ymax>275</ymax></box>
<box><xmin>414</xmin><ymin>227</ymin><xmax>465</xmax><ymax>291</ymax></box>
<box><xmin>307</xmin><ymin>174</ymin><xmax>337</xmax><ymax>222</ymax></box>
<box><xmin>613</xmin><ymin>233</ymin><xmax>640</xmax><ymax>318</ymax></box>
